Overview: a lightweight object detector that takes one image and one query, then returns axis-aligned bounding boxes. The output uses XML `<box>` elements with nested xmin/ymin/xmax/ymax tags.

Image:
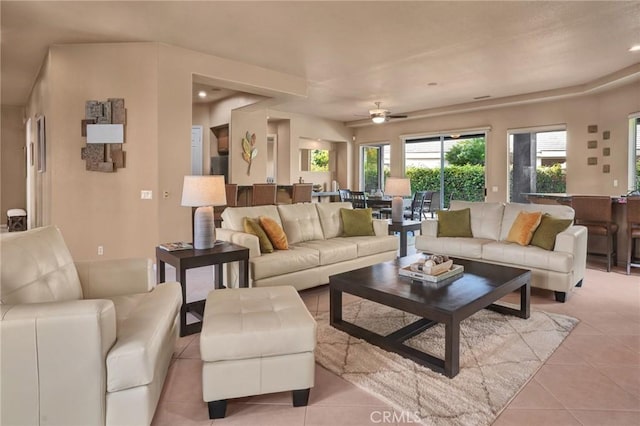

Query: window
<box><xmin>629</xmin><ymin>114</ymin><xmax>640</xmax><ymax>193</ymax></box>
<box><xmin>360</xmin><ymin>144</ymin><xmax>390</xmax><ymax>193</ymax></box>
<box><xmin>403</xmin><ymin>133</ymin><xmax>486</xmax><ymax>208</ymax></box>
<box><xmin>508</xmin><ymin>127</ymin><xmax>566</xmax><ymax>203</ymax></box>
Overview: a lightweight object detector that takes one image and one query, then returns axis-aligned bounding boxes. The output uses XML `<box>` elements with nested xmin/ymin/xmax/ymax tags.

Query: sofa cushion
<box><xmin>341</xmin><ymin>208</ymin><xmax>375</xmax><ymax>236</ymax></box>
<box><xmin>250</xmin><ymin>246</ymin><xmax>320</xmax><ymax>280</ymax></box>
<box><xmin>437</xmin><ymin>208</ymin><xmax>473</xmax><ymax>237</ymax></box>
<box><xmin>506</xmin><ymin>210</ymin><xmax>543</xmax><ymax>246</ymax></box>
<box><xmin>294</xmin><ymin>239</ymin><xmax>358</xmax><ymax>266</ymax></box>
<box><xmin>499</xmin><ymin>203</ymin><xmax>574</xmax><ymax>241</ymax></box>
<box><xmin>417</xmin><ymin>236</ymin><xmax>491</xmax><ymax>259</ymax></box>
<box><xmin>336</xmin><ymin>235</ymin><xmax>398</xmax><ymax>257</ymax></box>
<box><xmin>449</xmin><ymin>201</ymin><xmax>504</xmax><ymax>240</ymax></box>
<box><xmin>0</xmin><ymin>226</ymin><xmax>83</xmax><ymax>304</ymax></box>
<box><xmin>530</xmin><ymin>214</ymin><xmax>573</xmax><ymax>251</ymax></box>
<box><xmin>222</xmin><ymin>205</ymin><xmax>281</xmax><ymax>232</ymax></box>
<box><xmin>277</xmin><ymin>204</ymin><xmax>324</xmax><ymax>244</ymax></box>
<box><xmin>243</xmin><ymin>217</ymin><xmax>274</xmax><ymax>253</ymax></box>
<box><xmin>482</xmin><ymin>241</ymin><xmax>573</xmax><ymax>273</ymax></box>
<box><xmin>106</xmin><ymin>283</ymin><xmax>181</xmax><ymax>392</ymax></box>
<box><xmin>316</xmin><ymin>202</ymin><xmax>353</xmax><ymax>239</ymax></box>
<box><xmin>259</xmin><ymin>216</ymin><xmax>289</xmax><ymax>250</ymax></box>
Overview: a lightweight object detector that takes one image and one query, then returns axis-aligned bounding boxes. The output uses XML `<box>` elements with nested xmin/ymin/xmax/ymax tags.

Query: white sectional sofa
<box><xmin>415</xmin><ymin>201</ymin><xmax>588</xmax><ymax>302</ymax></box>
<box><xmin>218</xmin><ymin>202</ymin><xmax>398</xmax><ymax>290</ymax></box>
<box><xmin>0</xmin><ymin>226</ymin><xmax>182</xmax><ymax>426</ymax></box>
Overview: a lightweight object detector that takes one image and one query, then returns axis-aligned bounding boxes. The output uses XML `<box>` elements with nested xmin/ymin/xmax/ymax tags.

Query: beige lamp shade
<box><xmin>384</xmin><ymin>178</ymin><xmax>411</xmax><ymax>197</ymax></box>
<box><xmin>181</xmin><ymin>175</ymin><xmax>227</xmax><ymax>249</ymax></box>
<box><xmin>384</xmin><ymin>177</ymin><xmax>411</xmax><ymax>222</ymax></box>
<box><xmin>181</xmin><ymin>175</ymin><xmax>227</xmax><ymax>207</ymax></box>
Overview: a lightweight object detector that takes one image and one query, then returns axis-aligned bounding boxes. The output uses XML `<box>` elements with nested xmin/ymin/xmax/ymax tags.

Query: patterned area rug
<box><xmin>315</xmin><ymin>299</ymin><xmax>578</xmax><ymax>426</ymax></box>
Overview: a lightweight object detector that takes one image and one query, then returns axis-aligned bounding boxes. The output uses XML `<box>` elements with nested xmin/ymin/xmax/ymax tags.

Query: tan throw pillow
<box><xmin>530</xmin><ymin>214</ymin><xmax>572</xmax><ymax>250</ymax></box>
<box><xmin>243</xmin><ymin>217</ymin><xmax>274</xmax><ymax>253</ymax></box>
<box><xmin>506</xmin><ymin>211</ymin><xmax>543</xmax><ymax>246</ymax></box>
<box><xmin>437</xmin><ymin>208</ymin><xmax>473</xmax><ymax>237</ymax></box>
<box><xmin>259</xmin><ymin>216</ymin><xmax>289</xmax><ymax>250</ymax></box>
<box><xmin>341</xmin><ymin>208</ymin><xmax>374</xmax><ymax>237</ymax></box>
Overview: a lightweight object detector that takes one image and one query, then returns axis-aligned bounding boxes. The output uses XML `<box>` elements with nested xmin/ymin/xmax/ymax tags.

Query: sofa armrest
<box><xmin>1</xmin><ymin>300</ymin><xmax>116</xmax><ymax>425</ymax></box>
<box><xmin>216</xmin><ymin>228</ymin><xmax>261</xmax><ymax>258</ymax></box>
<box><xmin>75</xmin><ymin>258</ymin><xmax>154</xmax><ymax>299</ymax></box>
<box><xmin>421</xmin><ymin>219</ymin><xmax>438</xmax><ymax>237</ymax></box>
<box><xmin>372</xmin><ymin>219</ymin><xmax>389</xmax><ymax>236</ymax></box>
<box><xmin>554</xmin><ymin>225</ymin><xmax>588</xmax><ymax>286</ymax></box>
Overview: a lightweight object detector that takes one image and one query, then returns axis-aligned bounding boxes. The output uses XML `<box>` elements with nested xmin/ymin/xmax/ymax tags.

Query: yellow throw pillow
<box><xmin>506</xmin><ymin>211</ymin><xmax>543</xmax><ymax>246</ymax></box>
<box><xmin>243</xmin><ymin>217</ymin><xmax>274</xmax><ymax>253</ymax></box>
<box><xmin>259</xmin><ymin>216</ymin><xmax>289</xmax><ymax>250</ymax></box>
<box><xmin>341</xmin><ymin>208</ymin><xmax>375</xmax><ymax>236</ymax></box>
<box><xmin>437</xmin><ymin>208</ymin><xmax>473</xmax><ymax>237</ymax></box>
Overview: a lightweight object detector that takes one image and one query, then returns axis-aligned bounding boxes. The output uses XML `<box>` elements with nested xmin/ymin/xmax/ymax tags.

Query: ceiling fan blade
<box><xmin>387</xmin><ymin>114</ymin><xmax>408</xmax><ymax>119</ymax></box>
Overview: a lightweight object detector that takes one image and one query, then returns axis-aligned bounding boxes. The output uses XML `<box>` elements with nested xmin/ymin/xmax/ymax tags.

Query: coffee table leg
<box><xmin>444</xmin><ymin>321</ymin><xmax>460</xmax><ymax>378</ymax></box>
<box><xmin>330</xmin><ymin>287</ymin><xmax>342</xmax><ymax>325</ymax></box>
<box><xmin>520</xmin><ymin>282</ymin><xmax>531</xmax><ymax>319</ymax></box>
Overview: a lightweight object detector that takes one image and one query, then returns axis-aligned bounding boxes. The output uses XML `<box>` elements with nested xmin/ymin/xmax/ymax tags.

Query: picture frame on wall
<box><xmin>36</xmin><ymin>115</ymin><xmax>46</xmax><ymax>173</ymax></box>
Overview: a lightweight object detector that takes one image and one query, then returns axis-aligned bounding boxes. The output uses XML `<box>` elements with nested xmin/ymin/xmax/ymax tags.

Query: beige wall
<box><xmin>354</xmin><ymin>80</ymin><xmax>640</xmax><ymax>200</ymax></box>
<box><xmin>192</xmin><ymin>103</ymin><xmax>211</xmax><ymax>174</ymax></box>
<box><xmin>1</xmin><ymin>106</ymin><xmax>26</xmax><ymax>216</ymax></box>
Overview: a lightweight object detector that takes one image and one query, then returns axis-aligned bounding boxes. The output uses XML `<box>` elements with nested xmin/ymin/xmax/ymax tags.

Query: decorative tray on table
<box><xmin>399</xmin><ymin>256</ymin><xmax>464</xmax><ymax>285</ymax></box>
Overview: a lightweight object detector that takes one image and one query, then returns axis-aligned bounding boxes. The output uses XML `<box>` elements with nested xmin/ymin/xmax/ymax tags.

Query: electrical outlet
<box><xmin>613</xmin><ymin>179</ymin><xmax>618</xmax><ymax>187</ymax></box>
<box><xmin>491</xmin><ymin>186</ymin><xmax>498</xmax><ymax>193</ymax></box>
<box><xmin>98</xmin><ymin>245</ymin><xmax>104</xmax><ymax>256</ymax></box>
<box><xmin>163</xmin><ymin>191</ymin><xmax>169</xmax><ymax>199</ymax></box>
<box><xmin>141</xmin><ymin>190</ymin><xmax>153</xmax><ymax>199</ymax></box>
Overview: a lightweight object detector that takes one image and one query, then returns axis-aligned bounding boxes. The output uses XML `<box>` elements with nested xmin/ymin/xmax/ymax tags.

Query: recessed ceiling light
<box><xmin>473</xmin><ymin>95</ymin><xmax>491</xmax><ymax>100</ymax></box>
<box><xmin>427</xmin><ymin>82</ymin><xmax>438</xmax><ymax>86</ymax></box>
<box><xmin>629</xmin><ymin>45</ymin><xmax>640</xmax><ymax>52</ymax></box>
<box><xmin>198</xmin><ymin>90</ymin><xmax>207</xmax><ymax>98</ymax></box>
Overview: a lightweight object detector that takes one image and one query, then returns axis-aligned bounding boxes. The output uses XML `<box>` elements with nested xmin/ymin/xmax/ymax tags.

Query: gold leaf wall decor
<box><xmin>241</xmin><ymin>131</ymin><xmax>258</xmax><ymax>175</ymax></box>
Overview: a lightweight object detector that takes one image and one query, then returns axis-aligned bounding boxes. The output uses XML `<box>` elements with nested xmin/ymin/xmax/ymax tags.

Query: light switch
<box><xmin>491</xmin><ymin>186</ymin><xmax>498</xmax><ymax>193</ymax></box>
<box><xmin>141</xmin><ymin>190</ymin><xmax>153</xmax><ymax>199</ymax></box>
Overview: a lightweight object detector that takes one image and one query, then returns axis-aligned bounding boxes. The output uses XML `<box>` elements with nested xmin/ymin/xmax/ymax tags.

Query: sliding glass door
<box><xmin>404</xmin><ymin>133</ymin><xmax>486</xmax><ymax>209</ymax></box>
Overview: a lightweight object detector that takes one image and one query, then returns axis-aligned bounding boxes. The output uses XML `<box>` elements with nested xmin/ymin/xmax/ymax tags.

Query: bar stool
<box><xmin>7</xmin><ymin>209</ymin><xmax>27</xmax><ymax>232</ymax></box>
<box><xmin>214</xmin><ymin>184</ymin><xmax>238</xmax><ymax>228</ymax></box>
<box><xmin>251</xmin><ymin>183</ymin><xmax>277</xmax><ymax>206</ymax></box>
<box><xmin>626</xmin><ymin>196</ymin><xmax>640</xmax><ymax>274</ymax></box>
<box><xmin>572</xmin><ymin>196</ymin><xmax>618</xmax><ymax>272</ymax></box>
<box><xmin>291</xmin><ymin>183</ymin><xmax>313</xmax><ymax>203</ymax></box>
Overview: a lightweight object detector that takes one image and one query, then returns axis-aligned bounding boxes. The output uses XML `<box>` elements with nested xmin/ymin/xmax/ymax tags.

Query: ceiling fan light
<box><xmin>372</xmin><ymin>115</ymin><xmax>386</xmax><ymax>124</ymax></box>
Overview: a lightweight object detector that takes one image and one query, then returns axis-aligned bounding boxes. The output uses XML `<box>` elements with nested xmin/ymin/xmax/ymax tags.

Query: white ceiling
<box><xmin>2</xmin><ymin>1</ymin><xmax>639</xmax><ymax>123</ymax></box>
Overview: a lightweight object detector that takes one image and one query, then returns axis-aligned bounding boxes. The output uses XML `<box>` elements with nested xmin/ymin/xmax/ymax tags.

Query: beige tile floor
<box><xmin>152</xmin><ymin>257</ymin><xmax>640</xmax><ymax>426</ymax></box>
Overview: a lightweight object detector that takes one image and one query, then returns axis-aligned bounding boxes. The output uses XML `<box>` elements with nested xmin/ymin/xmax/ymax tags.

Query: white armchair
<box><xmin>1</xmin><ymin>226</ymin><xmax>182</xmax><ymax>426</ymax></box>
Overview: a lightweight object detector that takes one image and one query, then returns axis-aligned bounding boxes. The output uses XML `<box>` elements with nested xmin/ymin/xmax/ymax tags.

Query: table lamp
<box><xmin>384</xmin><ymin>177</ymin><xmax>411</xmax><ymax>222</ymax></box>
<box><xmin>181</xmin><ymin>175</ymin><xmax>227</xmax><ymax>249</ymax></box>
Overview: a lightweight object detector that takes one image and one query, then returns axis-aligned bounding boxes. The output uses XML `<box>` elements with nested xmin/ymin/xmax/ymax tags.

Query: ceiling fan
<box><xmin>368</xmin><ymin>101</ymin><xmax>408</xmax><ymax>124</ymax></box>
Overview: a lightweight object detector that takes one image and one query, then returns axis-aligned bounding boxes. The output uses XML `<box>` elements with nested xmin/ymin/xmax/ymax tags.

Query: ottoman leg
<box><xmin>292</xmin><ymin>388</ymin><xmax>310</xmax><ymax>407</ymax></box>
<box><xmin>208</xmin><ymin>399</ymin><xmax>227</xmax><ymax>419</ymax></box>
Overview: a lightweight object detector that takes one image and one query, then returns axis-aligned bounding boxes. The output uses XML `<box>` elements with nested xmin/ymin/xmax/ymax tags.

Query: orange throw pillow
<box><xmin>259</xmin><ymin>216</ymin><xmax>289</xmax><ymax>250</ymax></box>
<box><xmin>506</xmin><ymin>211</ymin><xmax>543</xmax><ymax>246</ymax></box>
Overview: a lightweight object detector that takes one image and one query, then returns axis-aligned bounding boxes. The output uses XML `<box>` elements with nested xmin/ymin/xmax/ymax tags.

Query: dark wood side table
<box><xmin>156</xmin><ymin>241</ymin><xmax>249</xmax><ymax>336</ymax></box>
<box><xmin>388</xmin><ymin>219</ymin><xmax>422</xmax><ymax>257</ymax></box>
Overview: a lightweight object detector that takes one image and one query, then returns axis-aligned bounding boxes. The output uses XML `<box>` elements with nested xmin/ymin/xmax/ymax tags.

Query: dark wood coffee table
<box><xmin>329</xmin><ymin>256</ymin><xmax>530</xmax><ymax>378</ymax></box>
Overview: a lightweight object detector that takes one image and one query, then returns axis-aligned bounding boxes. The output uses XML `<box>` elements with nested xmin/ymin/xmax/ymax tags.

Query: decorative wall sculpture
<box><xmin>80</xmin><ymin>98</ymin><xmax>126</xmax><ymax>172</ymax></box>
<box><xmin>241</xmin><ymin>131</ymin><xmax>257</xmax><ymax>175</ymax></box>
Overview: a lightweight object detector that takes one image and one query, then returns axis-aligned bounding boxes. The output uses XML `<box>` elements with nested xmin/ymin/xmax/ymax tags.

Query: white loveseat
<box><xmin>218</xmin><ymin>202</ymin><xmax>398</xmax><ymax>290</ymax></box>
<box><xmin>0</xmin><ymin>226</ymin><xmax>182</xmax><ymax>426</ymax></box>
<box><xmin>415</xmin><ymin>201</ymin><xmax>588</xmax><ymax>302</ymax></box>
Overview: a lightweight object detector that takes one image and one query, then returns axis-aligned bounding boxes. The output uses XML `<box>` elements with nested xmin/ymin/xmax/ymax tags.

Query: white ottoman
<box><xmin>200</xmin><ymin>286</ymin><xmax>316</xmax><ymax>419</ymax></box>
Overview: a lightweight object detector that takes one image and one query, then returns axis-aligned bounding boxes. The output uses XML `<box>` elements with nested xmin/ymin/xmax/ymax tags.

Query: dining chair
<box><xmin>338</xmin><ymin>189</ymin><xmax>352</xmax><ymax>202</ymax></box>
<box><xmin>403</xmin><ymin>191</ymin><xmax>430</xmax><ymax>220</ymax></box>
<box><xmin>349</xmin><ymin>191</ymin><xmax>368</xmax><ymax>209</ymax></box>
<box><xmin>252</xmin><ymin>183</ymin><xmax>277</xmax><ymax>206</ymax></box>
<box><xmin>626</xmin><ymin>196</ymin><xmax>640</xmax><ymax>275</ymax></box>
<box><xmin>425</xmin><ymin>191</ymin><xmax>441</xmax><ymax>218</ymax></box>
<box><xmin>292</xmin><ymin>183</ymin><xmax>313</xmax><ymax>203</ymax></box>
<box><xmin>572</xmin><ymin>195</ymin><xmax>617</xmax><ymax>272</ymax></box>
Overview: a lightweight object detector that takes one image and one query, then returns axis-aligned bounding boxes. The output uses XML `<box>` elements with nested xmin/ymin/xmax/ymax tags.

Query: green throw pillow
<box><xmin>243</xmin><ymin>217</ymin><xmax>274</xmax><ymax>253</ymax></box>
<box><xmin>437</xmin><ymin>208</ymin><xmax>473</xmax><ymax>237</ymax></box>
<box><xmin>341</xmin><ymin>208</ymin><xmax>375</xmax><ymax>237</ymax></box>
<box><xmin>530</xmin><ymin>214</ymin><xmax>572</xmax><ymax>251</ymax></box>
